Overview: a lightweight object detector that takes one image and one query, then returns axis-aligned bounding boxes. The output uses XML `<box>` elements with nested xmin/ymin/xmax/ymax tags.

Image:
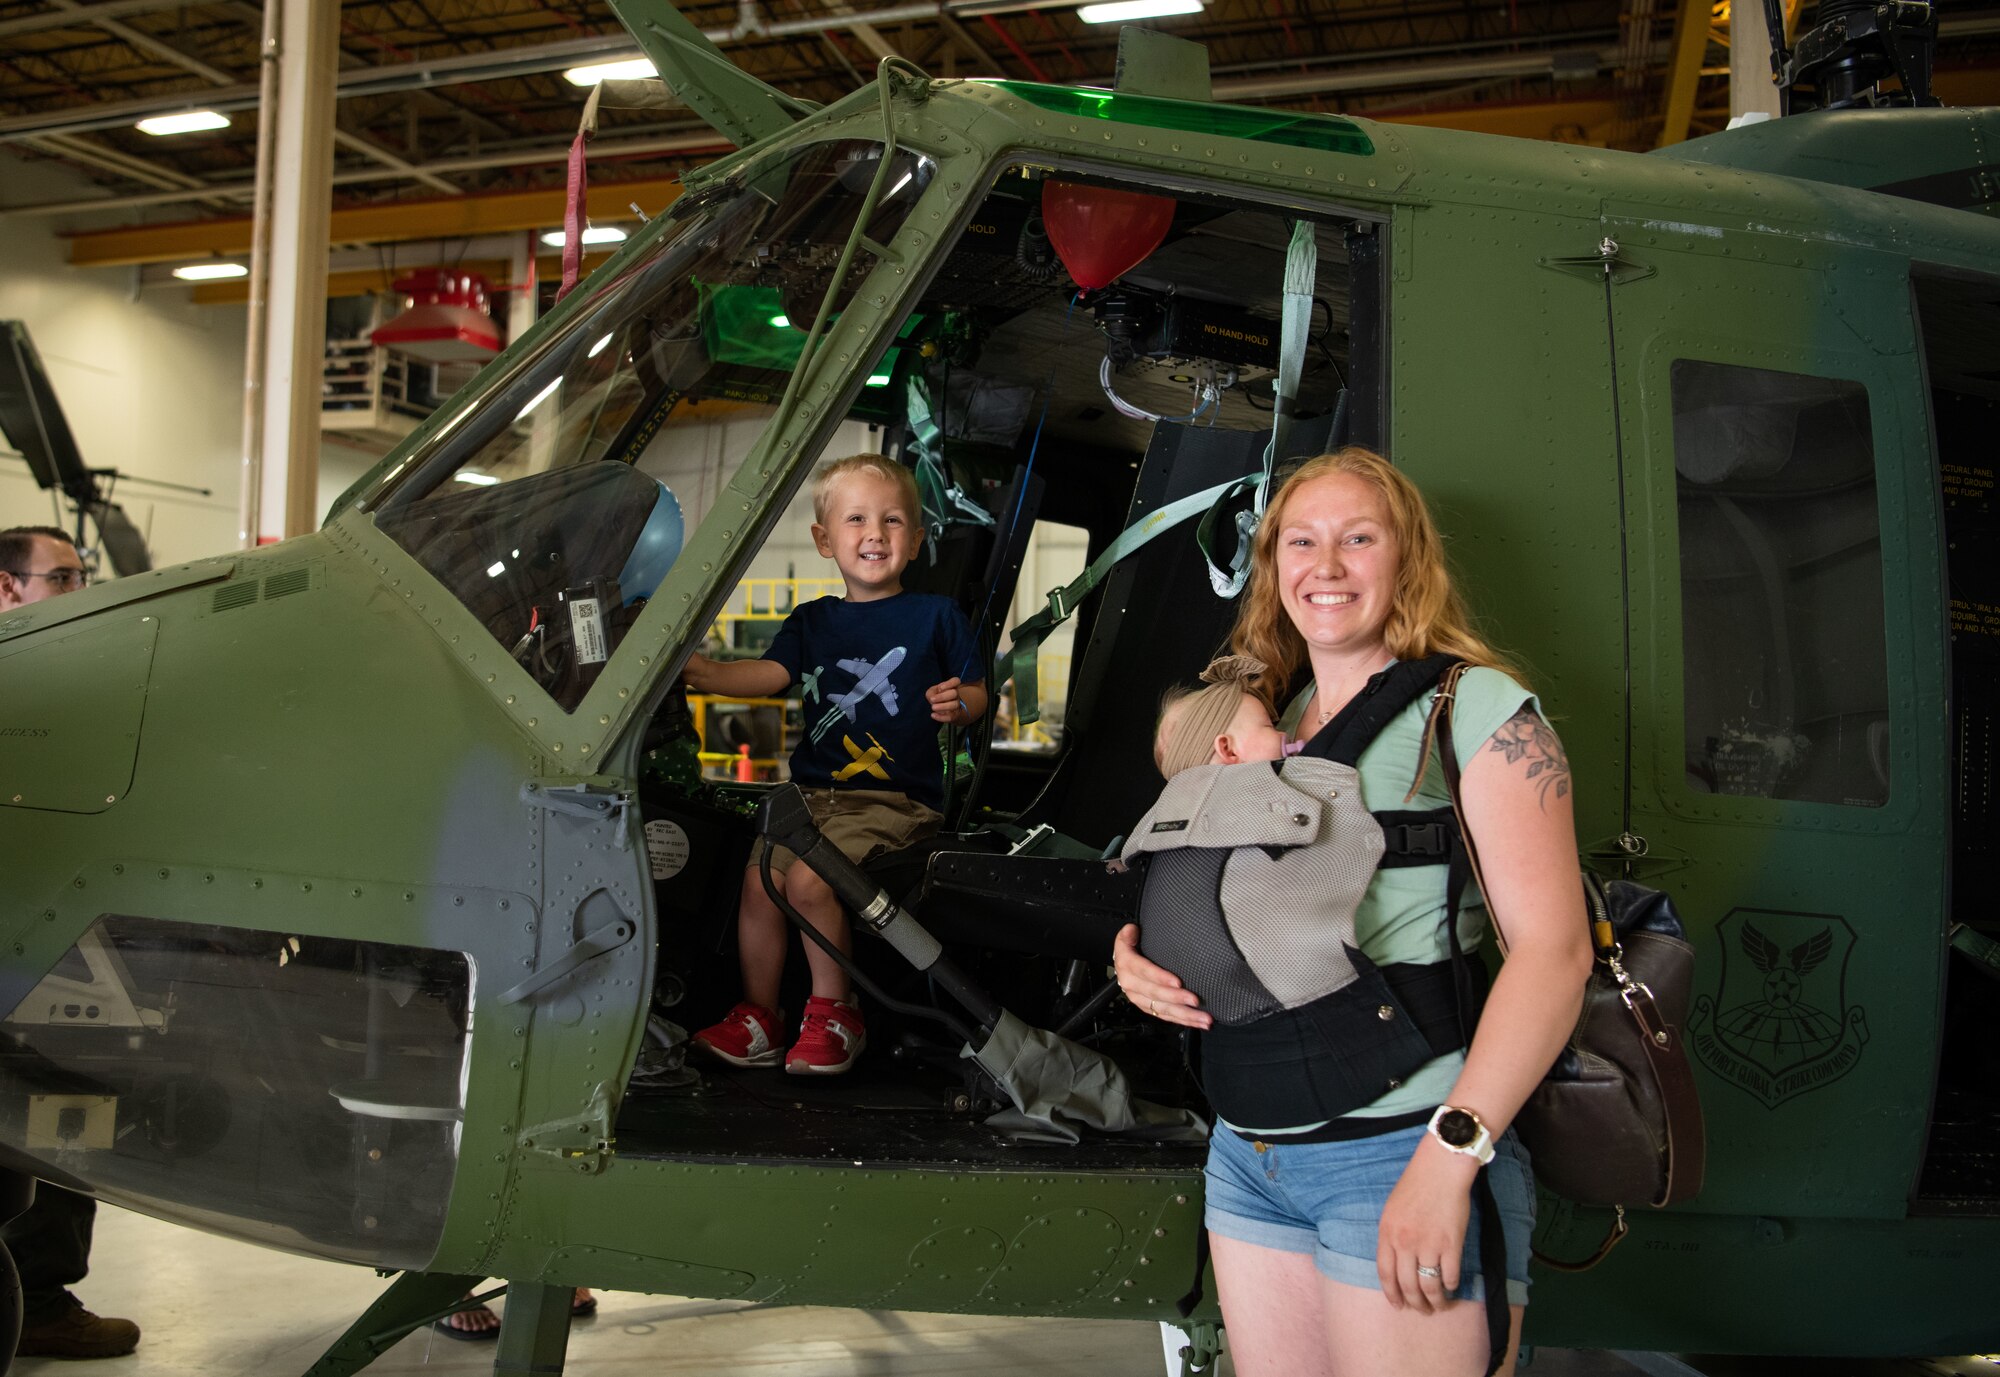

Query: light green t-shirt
<box><xmin>1261</xmin><ymin>664</ymin><xmax>1541</xmax><ymax>1125</ymax></box>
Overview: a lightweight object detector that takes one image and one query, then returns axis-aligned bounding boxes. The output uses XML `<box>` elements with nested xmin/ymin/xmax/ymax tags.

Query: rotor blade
<box><xmin>602</xmin><ymin>0</ymin><xmax>811</xmax><ymax>149</ymax></box>
<box><xmin>0</xmin><ymin>320</ymin><xmax>95</xmax><ymax>504</ymax></box>
<box><xmin>87</xmin><ymin>501</ymin><xmax>152</xmax><ymax>576</ymax></box>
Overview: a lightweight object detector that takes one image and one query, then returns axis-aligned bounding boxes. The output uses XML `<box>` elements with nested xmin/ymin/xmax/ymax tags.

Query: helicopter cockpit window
<box><xmin>0</xmin><ymin>915</ymin><xmax>471</xmax><ymax>1271</ymax></box>
<box><xmin>1673</xmin><ymin>359</ymin><xmax>1889</xmax><ymax>806</ymax></box>
<box><xmin>360</xmin><ymin>140</ymin><xmax>934</xmax><ymax>711</ymax></box>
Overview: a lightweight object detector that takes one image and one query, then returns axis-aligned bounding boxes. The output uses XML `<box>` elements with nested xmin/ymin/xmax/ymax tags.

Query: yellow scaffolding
<box><xmin>711</xmin><ymin>577</ymin><xmax>846</xmax><ymax>646</ymax></box>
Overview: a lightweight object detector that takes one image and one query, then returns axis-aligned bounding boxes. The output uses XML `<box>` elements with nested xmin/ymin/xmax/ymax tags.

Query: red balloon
<box><xmin>1041</xmin><ymin>181</ymin><xmax>1176</xmax><ymax>291</ymax></box>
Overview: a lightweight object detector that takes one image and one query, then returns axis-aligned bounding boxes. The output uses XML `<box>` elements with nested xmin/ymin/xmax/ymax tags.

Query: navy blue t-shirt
<box><xmin>763</xmin><ymin>592</ymin><xmax>982</xmax><ymax>811</ymax></box>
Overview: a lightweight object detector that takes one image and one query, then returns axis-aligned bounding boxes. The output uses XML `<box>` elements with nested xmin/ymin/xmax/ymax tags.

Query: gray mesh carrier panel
<box><xmin>1125</xmin><ymin>758</ymin><xmax>1386</xmax><ymax>1026</ymax></box>
<box><xmin>1136</xmin><ymin>847</ymin><xmax>1279</xmax><ymax>1025</ymax></box>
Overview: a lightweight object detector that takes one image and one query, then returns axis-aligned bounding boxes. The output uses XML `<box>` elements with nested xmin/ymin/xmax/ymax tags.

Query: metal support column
<box><xmin>507</xmin><ymin>230</ymin><xmax>538</xmax><ymax>349</ymax></box>
<box><xmin>250</xmin><ymin>0</ymin><xmax>338</xmax><ymax>543</ymax></box>
<box><xmin>1656</xmin><ymin>0</ymin><xmax>1710</xmax><ymax>146</ymax></box>
<box><xmin>1729</xmin><ymin>0</ymin><xmax>1783</xmax><ymax>124</ymax></box>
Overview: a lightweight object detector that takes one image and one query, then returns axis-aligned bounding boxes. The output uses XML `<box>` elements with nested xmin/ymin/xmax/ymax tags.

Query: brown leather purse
<box><xmin>1430</xmin><ymin>665</ymin><xmax>1706</xmax><ymax>1268</ymax></box>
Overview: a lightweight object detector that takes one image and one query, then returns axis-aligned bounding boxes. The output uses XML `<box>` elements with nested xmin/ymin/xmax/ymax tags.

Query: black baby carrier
<box><xmin>1123</xmin><ymin>654</ymin><xmax>1481</xmax><ymax>1128</ymax></box>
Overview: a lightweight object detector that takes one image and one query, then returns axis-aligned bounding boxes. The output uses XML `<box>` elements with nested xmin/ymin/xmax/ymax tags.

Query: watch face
<box><xmin>1437</xmin><ymin>1109</ymin><xmax>1479</xmax><ymax>1148</ymax></box>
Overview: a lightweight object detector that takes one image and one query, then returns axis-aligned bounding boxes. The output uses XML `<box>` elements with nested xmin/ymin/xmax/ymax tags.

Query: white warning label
<box><xmin>569</xmin><ymin>596</ymin><xmax>608</xmax><ymax>664</ymax></box>
<box><xmin>645</xmin><ymin>818</ymin><xmax>691</xmax><ymax>879</ymax></box>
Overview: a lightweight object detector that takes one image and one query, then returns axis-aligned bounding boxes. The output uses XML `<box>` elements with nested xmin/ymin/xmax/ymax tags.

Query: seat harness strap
<box><xmin>998</xmin><ymin>474</ymin><xmax>1242</xmax><ymax>725</ymax></box>
<box><xmin>1195</xmin><ymin>218</ymin><xmax>1318</xmax><ymax>598</ymax></box>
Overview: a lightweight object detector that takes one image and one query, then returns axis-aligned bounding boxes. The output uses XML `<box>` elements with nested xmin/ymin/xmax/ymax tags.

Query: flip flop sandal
<box><xmin>432</xmin><ymin>1304</ymin><xmax>501</xmax><ymax>1342</ymax></box>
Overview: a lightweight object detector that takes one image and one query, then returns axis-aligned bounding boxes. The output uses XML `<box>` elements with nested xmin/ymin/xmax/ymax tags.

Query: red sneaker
<box><xmin>786</xmin><ymin>997</ymin><xmax>867</xmax><ymax>1075</ymax></box>
<box><xmin>691</xmin><ymin>1001</ymin><xmax>784</xmax><ymax>1068</ymax></box>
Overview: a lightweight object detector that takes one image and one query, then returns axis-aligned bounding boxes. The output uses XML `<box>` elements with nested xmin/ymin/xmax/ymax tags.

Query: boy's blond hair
<box><xmin>811</xmin><ymin>453</ymin><xmax>922</xmax><ymax>527</ymax></box>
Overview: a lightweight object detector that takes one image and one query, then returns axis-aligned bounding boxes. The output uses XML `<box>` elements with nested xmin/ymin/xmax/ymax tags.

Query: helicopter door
<box><xmin>1909</xmin><ymin>270</ymin><xmax>2000</xmax><ymax>1211</ymax></box>
<box><xmin>1599</xmin><ymin>220</ymin><xmax>1942</xmax><ymax>1221</ymax></box>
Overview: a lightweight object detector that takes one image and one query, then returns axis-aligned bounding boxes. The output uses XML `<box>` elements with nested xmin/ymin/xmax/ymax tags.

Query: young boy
<box><xmin>682</xmin><ymin>454</ymin><xmax>988</xmax><ymax>1075</ymax></box>
<box><xmin>1152</xmin><ymin>655</ymin><xmax>1290</xmax><ymax>779</ymax></box>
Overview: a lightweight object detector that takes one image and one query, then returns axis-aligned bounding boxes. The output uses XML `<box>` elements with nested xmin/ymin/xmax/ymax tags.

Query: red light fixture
<box><xmin>1040</xmin><ymin>181</ymin><xmax>1176</xmax><ymax>291</ymax></box>
<box><xmin>370</xmin><ymin>269</ymin><xmax>502</xmax><ymax>362</ymax></box>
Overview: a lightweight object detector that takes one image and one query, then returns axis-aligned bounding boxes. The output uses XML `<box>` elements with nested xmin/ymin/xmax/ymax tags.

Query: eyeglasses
<box><xmin>6</xmin><ymin>568</ymin><xmax>89</xmax><ymax>592</ymax></box>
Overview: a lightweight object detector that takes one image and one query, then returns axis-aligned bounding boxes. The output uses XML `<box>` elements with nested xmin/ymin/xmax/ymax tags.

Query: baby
<box><xmin>1152</xmin><ymin>654</ymin><xmax>1291</xmax><ymax>778</ymax></box>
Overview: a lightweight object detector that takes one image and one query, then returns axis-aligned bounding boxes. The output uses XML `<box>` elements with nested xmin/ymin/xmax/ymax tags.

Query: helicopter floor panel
<box><xmin>615</xmin><ymin>1059</ymin><xmax>1207</xmax><ymax>1173</ymax></box>
<box><xmin>1914</xmin><ymin>1087</ymin><xmax>2000</xmax><ymax>1212</ymax></box>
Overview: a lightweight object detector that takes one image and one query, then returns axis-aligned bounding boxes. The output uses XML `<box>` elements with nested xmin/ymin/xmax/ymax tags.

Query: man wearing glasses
<box><xmin>0</xmin><ymin>525</ymin><xmax>139</xmax><ymax>1359</ymax></box>
<box><xmin>0</xmin><ymin>526</ymin><xmax>88</xmax><ymax>610</ymax></box>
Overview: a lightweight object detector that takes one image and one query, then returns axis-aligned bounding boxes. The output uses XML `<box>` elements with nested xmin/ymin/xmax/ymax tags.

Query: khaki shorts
<box><xmin>748</xmin><ymin>787</ymin><xmax>943</xmax><ymax>877</ymax></box>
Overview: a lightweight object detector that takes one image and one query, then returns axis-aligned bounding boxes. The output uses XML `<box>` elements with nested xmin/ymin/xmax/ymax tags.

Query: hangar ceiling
<box><xmin>2</xmin><ymin>0</ymin><xmax>1998</xmax><ymax>244</ymax></box>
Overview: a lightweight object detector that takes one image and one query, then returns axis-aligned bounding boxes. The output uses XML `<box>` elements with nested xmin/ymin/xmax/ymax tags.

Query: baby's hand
<box><xmin>927</xmin><ymin>677</ymin><xmax>969</xmax><ymax>724</ymax></box>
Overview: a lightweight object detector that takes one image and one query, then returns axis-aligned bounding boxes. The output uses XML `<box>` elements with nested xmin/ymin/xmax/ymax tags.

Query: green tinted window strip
<box><xmin>990</xmin><ymin>82</ymin><xmax>1374</xmax><ymax>157</ymax></box>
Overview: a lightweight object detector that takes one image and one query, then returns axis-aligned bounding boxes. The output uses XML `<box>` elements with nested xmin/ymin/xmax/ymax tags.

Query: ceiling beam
<box><xmin>185</xmin><ymin>250</ymin><xmax>616</xmax><ymax>304</ymax></box>
<box><xmin>63</xmin><ymin>175</ymin><xmax>687</xmax><ymax>266</ymax></box>
<box><xmin>0</xmin><ymin>0</ymin><xmax>1099</xmax><ymax>143</ymax></box>
<box><xmin>0</xmin><ymin>0</ymin><xmax>197</xmax><ymax>39</ymax></box>
<box><xmin>331</xmin><ymin>127</ymin><xmax>461</xmax><ymax>196</ymax></box>
<box><xmin>25</xmin><ymin>130</ymin><xmax>238</xmax><ymax>207</ymax></box>
<box><xmin>0</xmin><ymin>32</ymin><xmax>633</xmax><ymax>143</ymax></box>
<box><xmin>817</xmin><ymin>0</ymin><xmax>901</xmax><ymax>64</ymax></box>
<box><xmin>42</xmin><ymin>2</ymin><xmax>462</xmax><ymax>197</ymax></box>
<box><xmin>4</xmin><ymin>127</ymin><xmax>726</xmax><ymax>218</ymax></box>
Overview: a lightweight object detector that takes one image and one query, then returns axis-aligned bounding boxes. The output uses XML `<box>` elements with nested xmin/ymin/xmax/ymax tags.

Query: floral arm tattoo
<box><xmin>1486</xmin><ymin>706</ymin><xmax>1571</xmax><ymax>810</ymax></box>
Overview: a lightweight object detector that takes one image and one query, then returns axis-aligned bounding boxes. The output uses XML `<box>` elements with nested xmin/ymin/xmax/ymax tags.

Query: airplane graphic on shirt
<box><xmin>833</xmin><ymin>732</ymin><xmax>893</xmax><ymax>782</ymax></box>
<box><xmin>807</xmin><ymin>645</ymin><xmax>910</xmax><ymax>745</ymax></box>
<box><xmin>831</xmin><ymin>646</ymin><xmax>906</xmax><ymax>719</ymax></box>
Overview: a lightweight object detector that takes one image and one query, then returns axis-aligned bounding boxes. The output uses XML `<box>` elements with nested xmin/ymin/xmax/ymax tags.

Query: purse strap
<box><xmin>1424</xmin><ymin>672</ymin><xmax>1703</xmax><ymax>1234</ymax></box>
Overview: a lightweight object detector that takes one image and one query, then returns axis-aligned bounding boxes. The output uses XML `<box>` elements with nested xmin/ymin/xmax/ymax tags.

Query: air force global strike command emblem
<box><xmin>1690</xmin><ymin>908</ymin><xmax>1870</xmax><ymax>1108</ymax></box>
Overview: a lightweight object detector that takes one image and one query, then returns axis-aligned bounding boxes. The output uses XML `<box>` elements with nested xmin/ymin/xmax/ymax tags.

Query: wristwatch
<box><xmin>1426</xmin><ymin>1105</ymin><xmax>1495</xmax><ymax>1165</ymax></box>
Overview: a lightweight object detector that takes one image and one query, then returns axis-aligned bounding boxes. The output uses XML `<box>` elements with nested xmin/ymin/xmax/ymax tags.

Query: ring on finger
<box><xmin>1415</xmin><ymin>1264</ymin><xmax>1443</xmax><ymax>1281</ymax></box>
<box><xmin>1149</xmin><ymin>998</ymin><xmax>1159</xmax><ymax>1016</ymax></box>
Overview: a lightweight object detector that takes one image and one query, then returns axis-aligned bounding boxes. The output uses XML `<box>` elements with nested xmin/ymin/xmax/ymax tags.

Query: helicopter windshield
<box><xmin>360</xmin><ymin>139</ymin><xmax>935</xmax><ymax>711</ymax></box>
<box><xmin>0</xmin><ymin>917</ymin><xmax>471</xmax><ymax>1271</ymax></box>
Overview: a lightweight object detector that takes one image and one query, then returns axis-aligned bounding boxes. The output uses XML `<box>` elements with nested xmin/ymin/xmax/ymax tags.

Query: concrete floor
<box><xmin>14</xmin><ymin>1207</ymin><xmax>1980</xmax><ymax>1377</ymax></box>
<box><xmin>23</xmin><ymin>1205</ymin><xmax>1215</xmax><ymax>1376</ymax></box>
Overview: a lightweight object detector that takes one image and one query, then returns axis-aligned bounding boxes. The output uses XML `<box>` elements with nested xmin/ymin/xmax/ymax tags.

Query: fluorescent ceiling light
<box><xmin>769</xmin><ymin>314</ymin><xmax>792</xmax><ymax>329</ymax></box>
<box><xmin>587</xmin><ymin>333</ymin><xmax>614</xmax><ymax>358</ymax></box>
<box><xmin>137</xmin><ymin>109</ymin><xmax>231</xmax><ymax>136</ymax></box>
<box><xmin>138</xmin><ymin>110</ymin><xmax>230</xmax><ymax>137</ymax></box>
<box><xmin>171</xmin><ymin>262</ymin><xmax>247</xmax><ymax>281</ymax></box>
<box><xmin>456</xmin><ymin>471</ymin><xmax>502</xmax><ymax>486</ymax></box>
<box><xmin>563</xmin><ymin>57</ymin><xmax>657</xmax><ymax>86</ymax></box>
<box><xmin>540</xmin><ymin>226</ymin><xmax>628</xmax><ymax>248</ymax></box>
<box><xmin>1077</xmin><ymin>0</ymin><xmax>1202</xmax><ymax>21</ymax></box>
<box><xmin>486</xmin><ymin>560</ymin><xmax>507</xmax><ymax>577</ymax></box>
<box><xmin>865</xmin><ymin>373</ymin><xmax>892</xmax><ymax>387</ymax></box>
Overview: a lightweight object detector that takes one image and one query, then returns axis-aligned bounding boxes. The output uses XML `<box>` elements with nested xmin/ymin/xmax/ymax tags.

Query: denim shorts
<box><xmin>1203</xmin><ymin>1121</ymin><xmax>1535</xmax><ymax>1305</ymax></box>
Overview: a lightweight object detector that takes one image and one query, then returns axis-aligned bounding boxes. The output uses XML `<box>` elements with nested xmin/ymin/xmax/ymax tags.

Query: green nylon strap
<box><xmin>907</xmin><ymin>377</ymin><xmax>995</xmax><ymax>563</ymax></box>
<box><xmin>1199</xmin><ymin>218</ymin><xmax>1318</xmax><ymax>598</ymax></box>
<box><xmin>1000</xmin><ymin>474</ymin><xmax>1244</xmax><ymax>725</ymax></box>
